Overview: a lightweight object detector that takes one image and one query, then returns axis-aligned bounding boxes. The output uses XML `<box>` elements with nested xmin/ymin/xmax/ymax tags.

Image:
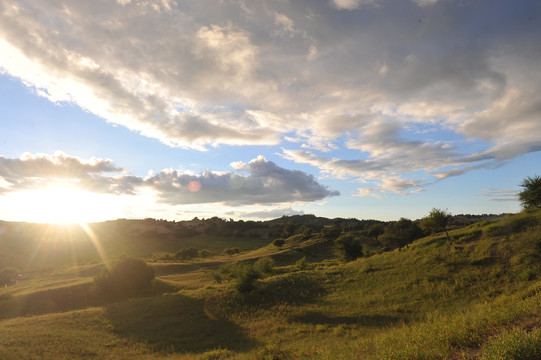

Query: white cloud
<box><xmin>0</xmin><ymin>152</ymin><xmax>339</xmax><ymax>206</ymax></box>
<box><xmin>0</xmin><ymin>0</ymin><xmax>540</xmax><ymax>187</ymax></box>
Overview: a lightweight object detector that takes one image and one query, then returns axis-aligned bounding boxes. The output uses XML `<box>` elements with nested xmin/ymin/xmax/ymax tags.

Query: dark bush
<box><xmin>273</xmin><ymin>238</ymin><xmax>286</xmax><ymax>248</ymax></box>
<box><xmin>335</xmin><ymin>234</ymin><xmax>363</xmax><ymax>262</ymax></box>
<box><xmin>94</xmin><ymin>257</ymin><xmax>155</xmax><ymax>300</ymax></box>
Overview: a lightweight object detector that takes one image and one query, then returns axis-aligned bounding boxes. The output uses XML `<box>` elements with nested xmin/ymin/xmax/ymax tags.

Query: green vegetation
<box><xmin>519</xmin><ymin>174</ymin><xmax>541</xmax><ymax>209</ymax></box>
<box><xmin>0</xmin><ymin>209</ymin><xmax>540</xmax><ymax>359</ymax></box>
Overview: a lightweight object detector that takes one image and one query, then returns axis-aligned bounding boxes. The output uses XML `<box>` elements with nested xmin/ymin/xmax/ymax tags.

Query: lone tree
<box><xmin>421</xmin><ymin>208</ymin><xmax>452</xmax><ymax>242</ymax></box>
<box><xmin>519</xmin><ymin>175</ymin><xmax>541</xmax><ymax>210</ymax></box>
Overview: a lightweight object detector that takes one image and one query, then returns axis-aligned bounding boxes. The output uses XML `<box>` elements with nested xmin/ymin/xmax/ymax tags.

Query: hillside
<box><xmin>0</xmin><ymin>210</ymin><xmax>539</xmax><ymax>359</ymax></box>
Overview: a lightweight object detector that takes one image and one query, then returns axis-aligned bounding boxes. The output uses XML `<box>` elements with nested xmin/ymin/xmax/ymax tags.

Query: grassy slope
<box><xmin>0</xmin><ymin>210</ymin><xmax>540</xmax><ymax>359</ymax></box>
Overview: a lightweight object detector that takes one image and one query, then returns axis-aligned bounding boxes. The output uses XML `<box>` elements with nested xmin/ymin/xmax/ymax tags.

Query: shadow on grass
<box><xmin>0</xmin><ymin>283</ymin><xmax>94</xmax><ymax>319</ymax></box>
<box><xmin>104</xmin><ymin>293</ymin><xmax>257</xmax><ymax>354</ymax></box>
<box><xmin>0</xmin><ymin>279</ymin><xmax>177</xmax><ymax>319</ymax></box>
<box><xmin>290</xmin><ymin>310</ymin><xmax>401</xmax><ymax>327</ymax></box>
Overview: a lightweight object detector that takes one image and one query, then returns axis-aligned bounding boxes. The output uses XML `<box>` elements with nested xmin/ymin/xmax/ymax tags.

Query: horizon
<box><xmin>1</xmin><ymin>0</ymin><xmax>540</xmax><ymax>223</ymax></box>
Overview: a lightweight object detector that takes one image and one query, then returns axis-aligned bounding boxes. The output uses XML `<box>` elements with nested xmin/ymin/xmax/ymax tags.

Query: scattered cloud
<box><xmin>476</xmin><ymin>188</ymin><xmax>519</xmax><ymax>203</ymax></box>
<box><xmin>0</xmin><ymin>153</ymin><xmax>338</xmax><ymax>206</ymax></box>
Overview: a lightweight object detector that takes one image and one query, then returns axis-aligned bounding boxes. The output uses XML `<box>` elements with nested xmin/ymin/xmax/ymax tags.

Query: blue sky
<box><xmin>0</xmin><ymin>0</ymin><xmax>540</xmax><ymax>223</ymax></box>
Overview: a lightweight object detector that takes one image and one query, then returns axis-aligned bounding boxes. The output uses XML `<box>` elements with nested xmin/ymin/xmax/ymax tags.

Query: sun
<box><xmin>8</xmin><ymin>186</ymin><xmax>109</xmax><ymax>224</ymax></box>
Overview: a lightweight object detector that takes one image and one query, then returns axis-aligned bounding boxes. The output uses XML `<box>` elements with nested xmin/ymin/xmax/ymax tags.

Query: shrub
<box><xmin>175</xmin><ymin>247</ymin><xmax>199</xmax><ymax>261</ymax></box>
<box><xmin>199</xmin><ymin>249</ymin><xmax>211</xmax><ymax>259</ymax></box>
<box><xmin>254</xmin><ymin>257</ymin><xmax>274</xmax><ymax>276</ymax></box>
<box><xmin>335</xmin><ymin>234</ymin><xmax>363</xmax><ymax>262</ymax></box>
<box><xmin>273</xmin><ymin>238</ymin><xmax>286</xmax><ymax>248</ymax></box>
<box><xmin>295</xmin><ymin>256</ymin><xmax>309</xmax><ymax>270</ymax></box>
<box><xmin>223</xmin><ymin>247</ymin><xmax>241</xmax><ymax>257</ymax></box>
<box><xmin>0</xmin><ymin>267</ymin><xmax>19</xmax><ymax>285</ymax></box>
<box><xmin>94</xmin><ymin>257</ymin><xmax>155</xmax><ymax>300</ymax></box>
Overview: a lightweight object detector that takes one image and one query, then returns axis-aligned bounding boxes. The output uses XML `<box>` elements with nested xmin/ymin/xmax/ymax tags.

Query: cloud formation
<box><xmin>0</xmin><ymin>153</ymin><xmax>338</xmax><ymax>206</ymax></box>
<box><xmin>0</xmin><ymin>0</ymin><xmax>540</xmax><ymax>194</ymax></box>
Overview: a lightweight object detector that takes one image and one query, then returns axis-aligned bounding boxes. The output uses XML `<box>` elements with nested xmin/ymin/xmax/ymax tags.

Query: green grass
<box><xmin>0</xmin><ymin>210</ymin><xmax>540</xmax><ymax>359</ymax></box>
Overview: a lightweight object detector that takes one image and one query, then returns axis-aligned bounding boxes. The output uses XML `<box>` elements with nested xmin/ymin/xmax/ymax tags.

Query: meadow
<box><xmin>0</xmin><ymin>210</ymin><xmax>539</xmax><ymax>359</ymax></box>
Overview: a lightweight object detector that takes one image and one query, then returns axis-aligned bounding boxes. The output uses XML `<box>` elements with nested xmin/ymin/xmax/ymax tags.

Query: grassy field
<box><xmin>0</xmin><ymin>210</ymin><xmax>540</xmax><ymax>359</ymax></box>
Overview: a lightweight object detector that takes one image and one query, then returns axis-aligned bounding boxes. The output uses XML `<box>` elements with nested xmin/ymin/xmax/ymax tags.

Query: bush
<box><xmin>0</xmin><ymin>267</ymin><xmax>19</xmax><ymax>285</ymax></box>
<box><xmin>335</xmin><ymin>234</ymin><xmax>363</xmax><ymax>262</ymax></box>
<box><xmin>273</xmin><ymin>238</ymin><xmax>286</xmax><ymax>248</ymax></box>
<box><xmin>175</xmin><ymin>247</ymin><xmax>199</xmax><ymax>261</ymax></box>
<box><xmin>254</xmin><ymin>257</ymin><xmax>274</xmax><ymax>276</ymax></box>
<box><xmin>295</xmin><ymin>256</ymin><xmax>309</xmax><ymax>270</ymax></box>
<box><xmin>94</xmin><ymin>257</ymin><xmax>155</xmax><ymax>300</ymax></box>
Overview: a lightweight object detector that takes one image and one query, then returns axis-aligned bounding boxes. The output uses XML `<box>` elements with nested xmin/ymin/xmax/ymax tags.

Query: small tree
<box><xmin>223</xmin><ymin>247</ymin><xmax>241</xmax><ymax>257</ymax></box>
<box><xmin>367</xmin><ymin>224</ymin><xmax>384</xmax><ymax>241</ymax></box>
<box><xmin>421</xmin><ymin>208</ymin><xmax>452</xmax><ymax>242</ymax></box>
<box><xmin>284</xmin><ymin>220</ymin><xmax>297</xmax><ymax>237</ymax></box>
<box><xmin>335</xmin><ymin>234</ymin><xmax>363</xmax><ymax>262</ymax></box>
<box><xmin>321</xmin><ymin>226</ymin><xmax>341</xmax><ymax>242</ymax></box>
<box><xmin>519</xmin><ymin>175</ymin><xmax>541</xmax><ymax>209</ymax></box>
<box><xmin>198</xmin><ymin>249</ymin><xmax>211</xmax><ymax>259</ymax></box>
<box><xmin>175</xmin><ymin>247</ymin><xmax>199</xmax><ymax>261</ymax></box>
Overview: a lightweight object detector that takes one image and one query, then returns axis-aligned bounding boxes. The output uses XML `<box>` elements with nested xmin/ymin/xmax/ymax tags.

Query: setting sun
<box><xmin>7</xmin><ymin>186</ymin><xmax>112</xmax><ymax>224</ymax></box>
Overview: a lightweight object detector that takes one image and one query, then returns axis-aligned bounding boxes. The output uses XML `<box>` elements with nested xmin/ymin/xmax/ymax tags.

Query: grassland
<box><xmin>0</xmin><ymin>210</ymin><xmax>540</xmax><ymax>359</ymax></box>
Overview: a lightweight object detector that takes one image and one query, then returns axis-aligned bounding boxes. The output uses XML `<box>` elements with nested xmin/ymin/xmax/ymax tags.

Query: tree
<box><xmin>223</xmin><ymin>247</ymin><xmax>241</xmax><ymax>257</ymax></box>
<box><xmin>321</xmin><ymin>226</ymin><xmax>341</xmax><ymax>242</ymax></box>
<box><xmin>198</xmin><ymin>249</ymin><xmax>211</xmax><ymax>259</ymax></box>
<box><xmin>284</xmin><ymin>220</ymin><xmax>296</xmax><ymax>237</ymax></box>
<box><xmin>421</xmin><ymin>208</ymin><xmax>452</xmax><ymax>242</ymax></box>
<box><xmin>175</xmin><ymin>247</ymin><xmax>199</xmax><ymax>261</ymax></box>
<box><xmin>519</xmin><ymin>175</ymin><xmax>541</xmax><ymax>209</ymax></box>
<box><xmin>367</xmin><ymin>223</ymin><xmax>384</xmax><ymax>241</ymax></box>
<box><xmin>335</xmin><ymin>234</ymin><xmax>363</xmax><ymax>262</ymax></box>
<box><xmin>379</xmin><ymin>218</ymin><xmax>423</xmax><ymax>249</ymax></box>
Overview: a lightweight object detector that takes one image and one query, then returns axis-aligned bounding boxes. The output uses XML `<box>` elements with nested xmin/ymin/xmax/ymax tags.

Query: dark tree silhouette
<box><xmin>421</xmin><ymin>208</ymin><xmax>452</xmax><ymax>242</ymax></box>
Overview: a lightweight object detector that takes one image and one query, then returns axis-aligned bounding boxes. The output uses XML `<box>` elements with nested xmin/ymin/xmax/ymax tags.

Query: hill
<box><xmin>0</xmin><ymin>210</ymin><xmax>539</xmax><ymax>359</ymax></box>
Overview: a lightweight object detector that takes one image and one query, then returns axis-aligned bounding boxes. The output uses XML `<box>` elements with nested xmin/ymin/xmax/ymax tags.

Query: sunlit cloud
<box><xmin>0</xmin><ymin>0</ymin><xmax>540</xmax><ymax>199</ymax></box>
<box><xmin>0</xmin><ymin>153</ymin><xmax>338</xmax><ymax>206</ymax></box>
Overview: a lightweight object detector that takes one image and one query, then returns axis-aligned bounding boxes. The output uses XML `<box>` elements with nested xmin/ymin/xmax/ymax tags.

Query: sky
<box><xmin>0</xmin><ymin>0</ymin><xmax>540</xmax><ymax>223</ymax></box>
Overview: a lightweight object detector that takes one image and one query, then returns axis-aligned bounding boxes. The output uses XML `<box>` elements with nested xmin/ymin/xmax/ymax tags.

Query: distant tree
<box><xmin>321</xmin><ymin>226</ymin><xmax>342</xmax><ymax>242</ymax></box>
<box><xmin>335</xmin><ymin>234</ymin><xmax>363</xmax><ymax>262</ymax></box>
<box><xmin>421</xmin><ymin>208</ymin><xmax>452</xmax><ymax>241</ymax></box>
<box><xmin>273</xmin><ymin>238</ymin><xmax>286</xmax><ymax>248</ymax></box>
<box><xmin>198</xmin><ymin>249</ymin><xmax>211</xmax><ymax>259</ymax></box>
<box><xmin>284</xmin><ymin>220</ymin><xmax>297</xmax><ymax>237</ymax></box>
<box><xmin>300</xmin><ymin>225</ymin><xmax>312</xmax><ymax>239</ymax></box>
<box><xmin>519</xmin><ymin>175</ymin><xmax>541</xmax><ymax>209</ymax></box>
<box><xmin>367</xmin><ymin>224</ymin><xmax>385</xmax><ymax>241</ymax></box>
<box><xmin>223</xmin><ymin>247</ymin><xmax>241</xmax><ymax>257</ymax></box>
<box><xmin>379</xmin><ymin>218</ymin><xmax>423</xmax><ymax>249</ymax></box>
<box><xmin>175</xmin><ymin>247</ymin><xmax>199</xmax><ymax>261</ymax></box>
